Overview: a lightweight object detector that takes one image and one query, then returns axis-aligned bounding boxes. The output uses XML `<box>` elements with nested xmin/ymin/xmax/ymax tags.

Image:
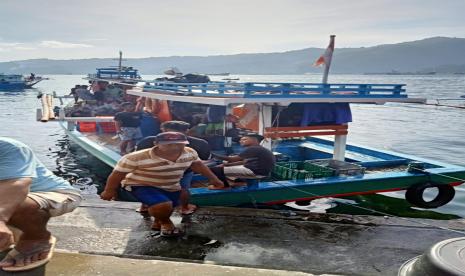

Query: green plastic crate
<box><xmin>272</xmin><ymin>161</ymin><xmax>335</xmax><ymax>180</ymax></box>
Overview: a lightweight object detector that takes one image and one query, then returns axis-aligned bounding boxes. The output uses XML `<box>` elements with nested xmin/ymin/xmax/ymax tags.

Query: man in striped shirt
<box><xmin>100</xmin><ymin>132</ymin><xmax>223</xmax><ymax>237</ymax></box>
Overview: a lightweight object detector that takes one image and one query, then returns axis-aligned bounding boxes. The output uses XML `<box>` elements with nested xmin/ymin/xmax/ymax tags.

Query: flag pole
<box><xmin>322</xmin><ymin>35</ymin><xmax>336</xmax><ymax>84</ymax></box>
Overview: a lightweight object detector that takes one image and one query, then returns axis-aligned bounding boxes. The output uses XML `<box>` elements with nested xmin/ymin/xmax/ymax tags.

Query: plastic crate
<box><xmin>98</xmin><ymin>122</ymin><xmax>117</xmax><ymax>133</ymax></box>
<box><xmin>272</xmin><ymin>161</ymin><xmax>335</xmax><ymax>180</ymax></box>
<box><xmin>306</xmin><ymin>159</ymin><xmax>365</xmax><ymax>176</ymax></box>
<box><xmin>78</xmin><ymin>122</ymin><xmax>96</xmax><ymax>132</ymax></box>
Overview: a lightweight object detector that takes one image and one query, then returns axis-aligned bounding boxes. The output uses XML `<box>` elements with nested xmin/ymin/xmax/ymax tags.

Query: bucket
<box><xmin>398</xmin><ymin>237</ymin><xmax>465</xmax><ymax>276</ymax></box>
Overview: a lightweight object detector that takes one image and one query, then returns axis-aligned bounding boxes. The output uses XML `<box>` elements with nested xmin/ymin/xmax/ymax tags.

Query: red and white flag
<box><xmin>313</xmin><ymin>37</ymin><xmax>335</xmax><ymax>67</ymax></box>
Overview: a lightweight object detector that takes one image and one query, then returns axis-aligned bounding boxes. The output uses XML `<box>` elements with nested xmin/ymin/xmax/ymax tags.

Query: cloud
<box><xmin>0</xmin><ymin>42</ymin><xmax>22</xmax><ymax>47</ymax></box>
<box><xmin>39</xmin><ymin>40</ymin><xmax>93</xmax><ymax>49</ymax></box>
<box><xmin>14</xmin><ymin>46</ymin><xmax>36</xmax><ymax>50</ymax></box>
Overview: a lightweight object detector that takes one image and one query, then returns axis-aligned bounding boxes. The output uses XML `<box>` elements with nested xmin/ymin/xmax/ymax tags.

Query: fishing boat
<box><xmin>48</xmin><ymin>79</ymin><xmax>465</xmax><ymax>209</ymax></box>
<box><xmin>85</xmin><ymin>51</ymin><xmax>141</xmax><ymax>84</ymax></box>
<box><xmin>0</xmin><ymin>73</ymin><xmax>45</xmax><ymax>90</ymax></box>
<box><xmin>46</xmin><ymin>37</ymin><xmax>465</xmax><ymax>209</ymax></box>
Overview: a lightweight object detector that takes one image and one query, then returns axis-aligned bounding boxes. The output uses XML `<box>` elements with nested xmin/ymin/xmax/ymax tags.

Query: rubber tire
<box><xmin>405</xmin><ymin>182</ymin><xmax>455</xmax><ymax>209</ymax></box>
<box><xmin>295</xmin><ymin>200</ymin><xmax>311</xmax><ymax>206</ymax></box>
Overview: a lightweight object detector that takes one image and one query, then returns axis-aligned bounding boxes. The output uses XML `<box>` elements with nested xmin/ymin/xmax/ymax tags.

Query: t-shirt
<box><xmin>114</xmin><ymin>147</ymin><xmax>199</xmax><ymax>191</ymax></box>
<box><xmin>114</xmin><ymin>112</ymin><xmax>142</xmax><ymax>127</ymax></box>
<box><xmin>238</xmin><ymin>145</ymin><xmax>275</xmax><ymax>176</ymax></box>
<box><xmin>136</xmin><ymin>136</ymin><xmax>210</xmax><ymax>160</ymax></box>
<box><xmin>0</xmin><ymin>137</ymin><xmax>79</xmax><ymax>193</ymax></box>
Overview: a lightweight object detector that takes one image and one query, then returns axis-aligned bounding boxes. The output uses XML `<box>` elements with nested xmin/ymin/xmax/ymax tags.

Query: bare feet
<box><xmin>0</xmin><ymin>236</ymin><xmax>56</xmax><ymax>271</ymax></box>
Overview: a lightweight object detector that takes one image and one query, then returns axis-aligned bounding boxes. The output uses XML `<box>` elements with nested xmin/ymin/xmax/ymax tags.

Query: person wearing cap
<box><xmin>210</xmin><ymin>133</ymin><xmax>275</xmax><ymax>187</ymax></box>
<box><xmin>136</xmin><ymin>121</ymin><xmax>212</xmax><ymax>215</ymax></box>
<box><xmin>100</xmin><ymin>132</ymin><xmax>223</xmax><ymax>237</ymax></box>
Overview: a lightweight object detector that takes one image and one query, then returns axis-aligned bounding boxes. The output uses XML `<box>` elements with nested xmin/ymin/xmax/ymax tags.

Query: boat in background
<box><xmin>206</xmin><ymin>72</ymin><xmax>230</xmax><ymax>76</ymax></box>
<box><xmin>85</xmin><ymin>51</ymin><xmax>141</xmax><ymax>84</ymax></box>
<box><xmin>364</xmin><ymin>70</ymin><xmax>436</xmax><ymax>75</ymax></box>
<box><xmin>0</xmin><ymin>73</ymin><xmax>46</xmax><ymax>90</ymax></box>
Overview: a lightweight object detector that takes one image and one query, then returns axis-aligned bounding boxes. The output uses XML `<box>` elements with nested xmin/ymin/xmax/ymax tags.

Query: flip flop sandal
<box><xmin>2</xmin><ymin>236</ymin><xmax>56</xmax><ymax>272</ymax></box>
<box><xmin>135</xmin><ymin>208</ymin><xmax>149</xmax><ymax>214</ymax></box>
<box><xmin>0</xmin><ymin>244</ymin><xmax>14</xmax><ymax>253</ymax></box>
<box><xmin>160</xmin><ymin>227</ymin><xmax>184</xmax><ymax>238</ymax></box>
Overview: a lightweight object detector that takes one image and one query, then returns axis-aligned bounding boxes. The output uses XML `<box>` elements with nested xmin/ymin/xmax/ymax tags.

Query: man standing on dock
<box><xmin>0</xmin><ymin>137</ymin><xmax>82</xmax><ymax>272</ymax></box>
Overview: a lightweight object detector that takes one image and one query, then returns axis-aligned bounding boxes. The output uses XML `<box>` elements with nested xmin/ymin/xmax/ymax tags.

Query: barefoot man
<box><xmin>101</xmin><ymin>132</ymin><xmax>223</xmax><ymax>236</ymax></box>
<box><xmin>0</xmin><ymin>137</ymin><xmax>82</xmax><ymax>272</ymax></box>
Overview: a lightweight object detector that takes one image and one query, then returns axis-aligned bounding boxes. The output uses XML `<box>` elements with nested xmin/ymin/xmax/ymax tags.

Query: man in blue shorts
<box><xmin>101</xmin><ymin>132</ymin><xmax>223</xmax><ymax>237</ymax></box>
<box><xmin>136</xmin><ymin>120</ymin><xmax>212</xmax><ymax>215</ymax></box>
<box><xmin>0</xmin><ymin>137</ymin><xmax>82</xmax><ymax>271</ymax></box>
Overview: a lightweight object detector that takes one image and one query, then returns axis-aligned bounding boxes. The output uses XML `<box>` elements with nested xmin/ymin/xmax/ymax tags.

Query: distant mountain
<box><xmin>1</xmin><ymin>37</ymin><xmax>465</xmax><ymax>74</ymax></box>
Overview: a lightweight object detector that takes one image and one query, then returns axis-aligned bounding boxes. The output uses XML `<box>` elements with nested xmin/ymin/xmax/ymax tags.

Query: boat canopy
<box><xmin>127</xmin><ymin>81</ymin><xmax>426</xmax><ymax>106</ymax></box>
<box><xmin>87</xmin><ymin>67</ymin><xmax>141</xmax><ymax>81</ymax></box>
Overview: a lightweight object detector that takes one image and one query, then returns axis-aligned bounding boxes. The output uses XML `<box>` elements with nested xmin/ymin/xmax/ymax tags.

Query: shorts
<box><xmin>223</xmin><ymin>165</ymin><xmax>265</xmax><ymax>180</ymax></box>
<box><xmin>27</xmin><ymin>189</ymin><xmax>82</xmax><ymax>217</ymax></box>
<box><xmin>129</xmin><ymin>186</ymin><xmax>181</xmax><ymax>207</ymax></box>
<box><xmin>180</xmin><ymin>171</ymin><xmax>194</xmax><ymax>189</ymax></box>
<box><xmin>119</xmin><ymin>127</ymin><xmax>142</xmax><ymax>141</ymax></box>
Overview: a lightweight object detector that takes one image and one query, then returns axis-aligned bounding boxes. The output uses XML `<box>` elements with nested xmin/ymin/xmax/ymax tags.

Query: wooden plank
<box><xmin>265</xmin><ymin>125</ymin><xmax>348</xmax><ymax>132</ymax></box>
<box><xmin>265</xmin><ymin>131</ymin><xmax>348</xmax><ymax>138</ymax></box>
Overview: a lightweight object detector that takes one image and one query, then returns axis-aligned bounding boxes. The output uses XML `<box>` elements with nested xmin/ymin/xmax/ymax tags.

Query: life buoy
<box><xmin>405</xmin><ymin>182</ymin><xmax>455</xmax><ymax>209</ymax></box>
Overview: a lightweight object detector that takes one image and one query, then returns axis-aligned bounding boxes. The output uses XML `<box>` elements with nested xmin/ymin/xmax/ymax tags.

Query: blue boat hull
<box><xmin>59</xmin><ymin>122</ymin><xmax>465</xmax><ymax>208</ymax></box>
<box><xmin>0</xmin><ymin>83</ymin><xmax>28</xmax><ymax>90</ymax></box>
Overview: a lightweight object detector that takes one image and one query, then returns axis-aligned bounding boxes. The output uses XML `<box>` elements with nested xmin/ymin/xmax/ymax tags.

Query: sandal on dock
<box><xmin>1</xmin><ymin>236</ymin><xmax>56</xmax><ymax>272</ymax></box>
<box><xmin>160</xmin><ymin>227</ymin><xmax>184</xmax><ymax>238</ymax></box>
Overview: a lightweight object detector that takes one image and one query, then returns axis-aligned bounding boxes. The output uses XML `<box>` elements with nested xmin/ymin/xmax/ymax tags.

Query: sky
<box><xmin>0</xmin><ymin>0</ymin><xmax>464</xmax><ymax>62</ymax></box>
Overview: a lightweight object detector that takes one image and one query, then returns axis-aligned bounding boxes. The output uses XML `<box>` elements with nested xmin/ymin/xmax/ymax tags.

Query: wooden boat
<box><xmin>85</xmin><ymin>51</ymin><xmax>141</xmax><ymax>84</ymax></box>
<box><xmin>49</xmin><ymin>36</ymin><xmax>465</xmax><ymax>209</ymax></box>
<box><xmin>54</xmin><ymin>80</ymin><xmax>465</xmax><ymax>209</ymax></box>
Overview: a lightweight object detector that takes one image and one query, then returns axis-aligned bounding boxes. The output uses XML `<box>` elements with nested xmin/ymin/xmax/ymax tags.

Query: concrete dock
<box><xmin>1</xmin><ymin>195</ymin><xmax>464</xmax><ymax>275</ymax></box>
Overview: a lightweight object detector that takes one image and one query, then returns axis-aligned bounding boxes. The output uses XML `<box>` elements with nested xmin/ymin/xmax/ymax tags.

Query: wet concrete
<box><xmin>3</xmin><ymin>195</ymin><xmax>465</xmax><ymax>275</ymax></box>
<box><xmin>0</xmin><ymin>251</ymin><xmax>318</xmax><ymax>276</ymax></box>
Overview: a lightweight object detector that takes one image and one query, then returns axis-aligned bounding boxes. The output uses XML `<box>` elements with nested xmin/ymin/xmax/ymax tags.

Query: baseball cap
<box><xmin>154</xmin><ymin>132</ymin><xmax>189</xmax><ymax>145</ymax></box>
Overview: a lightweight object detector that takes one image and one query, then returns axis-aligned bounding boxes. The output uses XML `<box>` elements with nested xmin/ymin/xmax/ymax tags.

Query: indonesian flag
<box><xmin>313</xmin><ymin>37</ymin><xmax>335</xmax><ymax>67</ymax></box>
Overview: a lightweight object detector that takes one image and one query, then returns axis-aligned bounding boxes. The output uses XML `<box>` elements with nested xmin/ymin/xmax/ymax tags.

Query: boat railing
<box><xmin>62</xmin><ymin>116</ymin><xmax>114</xmax><ymax>122</ymax></box>
<box><xmin>142</xmin><ymin>81</ymin><xmax>407</xmax><ymax>99</ymax></box>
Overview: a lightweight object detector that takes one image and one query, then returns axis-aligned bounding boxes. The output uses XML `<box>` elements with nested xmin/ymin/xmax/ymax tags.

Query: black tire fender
<box><xmin>405</xmin><ymin>182</ymin><xmax>455</xmax><ymax>209</ymax></box>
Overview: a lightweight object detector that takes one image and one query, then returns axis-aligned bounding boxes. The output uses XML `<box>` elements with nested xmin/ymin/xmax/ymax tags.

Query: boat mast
<box><xmin>323</xmin><ymin>35</ymin><xmax>346</xmax><ymax>161</ymax></box>
<box><xmin>322</xmin><ymin>35</ymin><xmax>335</xmax><ymax>84</ymax></box>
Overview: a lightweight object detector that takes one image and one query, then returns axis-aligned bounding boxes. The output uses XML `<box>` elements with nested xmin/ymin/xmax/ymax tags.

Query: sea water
<box><xmin>1</xmin><ymin>74</ymin><xmax>464</xmax><ymax>218</ymax></box>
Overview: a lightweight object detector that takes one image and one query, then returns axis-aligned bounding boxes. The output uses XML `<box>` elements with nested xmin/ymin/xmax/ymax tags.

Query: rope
<box><xmin>268</xmin><ymin>180</ymin><xmax>465</xmax><ymax>235</ymax></box>
<box><xmin>409</xmin><ymin>167</ymin><xmax>465</xmax><ymax>183</ymax></box>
